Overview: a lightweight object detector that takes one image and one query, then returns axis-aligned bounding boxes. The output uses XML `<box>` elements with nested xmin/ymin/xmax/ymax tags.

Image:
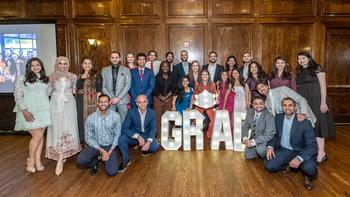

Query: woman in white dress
<box><xmin>231</xmin><ymin>68</ymin><xmax>246</xmax><ymax>113</ymax></box>
<box><xmin>46</xmin><ymin>56</ymin><xmax>81</xmax><ymax>176</ymax></box>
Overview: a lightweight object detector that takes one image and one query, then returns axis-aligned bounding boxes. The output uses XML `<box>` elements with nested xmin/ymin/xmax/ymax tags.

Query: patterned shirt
<box><xmin>85</xmin><ymin>109</ymin><xmax>121</xmax><ymax>150</ymax></box>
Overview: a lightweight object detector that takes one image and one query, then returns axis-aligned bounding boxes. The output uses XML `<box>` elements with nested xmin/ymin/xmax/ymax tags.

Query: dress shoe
<box><xmin>90</xmin><ymin>163</ymin><xmax>98</xmax><ymax>176</ymax></box>
<box><xmin>304</xmin><ymin>176</ymin><xmax>313</xmax><ymax>190</ymax></box>
<box><xmin>283</xmin><ymin>166</ymin><xmax>291</xmax><ymax>174</ymax></box>
<box><xmin>118</xmin><ymin>160</ymin><xmax>131</xmax><ymax>173</ymax></box>
<box><xmin>55</xmin><ymin>158</ymin><xmax>64</xmax><ymax>176</ymax></box>
<box><xmin>317</xmin><ymin>154</ymin><xmax>328</xmax><ymax>164</ymax></box>
<box><xmin>26</xmin><ymin>158</ymin><xmax>36</xmax><ymax>173</ymax></box>
<box><xmin>140</xmin><ymin>151</ymin><xmax>149</xmax><ymax>157</ymax></box>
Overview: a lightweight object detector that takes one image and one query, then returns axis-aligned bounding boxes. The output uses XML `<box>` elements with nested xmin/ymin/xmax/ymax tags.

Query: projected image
<box><xmin>0</xmin><ymin>33</ymin><xmax>37</xmax><ymax>92</ymax></box>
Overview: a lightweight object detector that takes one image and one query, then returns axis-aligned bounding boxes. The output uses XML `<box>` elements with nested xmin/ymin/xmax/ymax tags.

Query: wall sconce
<box><xmin>88</xmin><ymin>39</ymin><xmax>101</xmax><ymax>47</ymax></box>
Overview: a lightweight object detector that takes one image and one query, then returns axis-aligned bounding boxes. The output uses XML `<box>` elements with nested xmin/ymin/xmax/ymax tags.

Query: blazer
<box><xmin>101</xmin><ymin>65</ymin><xmax>131</xmax><ymax>105</ymax></box>
<box><xmin>121</xmin><ymin>108</ymin><xmax>156</xmax><ymax>141</ymax></box>
<box><xmin>173</xmin><ymin>62</ymin><xmax>191</xmax><ymax>84</ymax></box>
<box><xmin>129</xmin><ymin>67</ymin><xmax>155</xmax><ymax>107</ymax></box>
<box><xmin>202</xmin><ymin>64</ymin><xmax>224</xmax><ymax>82</ymax></box>
<box><xmin>267</xmin><ymin>114</ymin><xmax>317</xmax><ymax>161</ymax></box>
<box><xmin>265</xmin><ymin>86</ymin><xmax>317</xmax><ymax>127</ymax></box>
<box><xmin>242</xmin><ymin>108</ymin><xmax>276</xmax><ymax>154</ymax></box>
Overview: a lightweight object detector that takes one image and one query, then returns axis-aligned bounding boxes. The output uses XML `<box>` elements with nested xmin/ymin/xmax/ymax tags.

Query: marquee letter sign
<box><xmin>161</xmin><ymin>111</ymin><xmax>182</xmax><ymax>150</ymax></box>
<box><xmin>211</xmin><ymin>110</ymin><xmax>234</xmax><ymax>150</ymax></box>
<box><xmin>182</xmin><ymin>110</ymin><xmax>204</xmax><ymax>151</ymax></box>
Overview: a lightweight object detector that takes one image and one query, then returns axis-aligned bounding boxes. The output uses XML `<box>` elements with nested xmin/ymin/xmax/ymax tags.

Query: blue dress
<box><xmin>175</xmin><ymin>88</ymin><xmax>193</xmax><ymax>114</ymax></box>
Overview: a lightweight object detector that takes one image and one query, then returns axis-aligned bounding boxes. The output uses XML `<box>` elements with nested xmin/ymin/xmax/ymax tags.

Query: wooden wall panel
<box><xmin>121</xmin><ymin>25</ymin><xmax>161</xmax><ymax>59</ymax></box>
<box><xmin>74</xmin><ymin>24</ymin><xmax>114</xmax><ymax>72</ymax></box>
<box><xmin>168</xmin><ymin>25</ymin><xmax>205</xmax><ymax>65</ymax></box>
<box><xmin>167</xmin><ymin>0</ymin><xmax>206</xmax><ymax>17</ymax></box>
<box><xmin>325</xmin><ymin>28</ymin><xmax>350</xmax><ymax>86</ymax></box>
<box><xmin>260</xmin><ymin>0</ymin><xmax>315</xmax><ymax>16</ymax></box>
<box><xmin>73</xmin><ymin>0</ymin><xmax>114</xmax><ymax>17</ymax></box>
<box><xmin>328</xmin><ymin>87</ymin><xmax>350</xmax><ymax>123</ymax></box>
<box><xmin>0</xmin><ymin>0</ymin><xmax>19</xmax><ymax>17</ymax></box>
<box><xmin>120</xmin><ymin>0</ymin><xmax>160</xmax><ymax>17</ymax></box>
<box><xmin>213</xmin><ymin>0</ymin><xmax>253</xmax><ymax>16</ymax></box>
<box><xmin>56</xmin><ymin>25</ymin><xmax>69</xmax><ymax>57</ymax></box>
<box><xmin>322</xmin><ymin>0</ymin><xmax>350</xmax><ymax>16</ymax></box>
<box><xmin>212</xmin><ymin>24</ymin><xmax>252</xmax><ymax>65</ymax></box>
<box><xmin>261</xmin><ymin>24</ymin><xmax>312</xmax><ymax>73</ymax></box>
<box><xmin>26</xmin><ymin>0</ymin><xmax>66</xmax><ymax>17</ymax></box>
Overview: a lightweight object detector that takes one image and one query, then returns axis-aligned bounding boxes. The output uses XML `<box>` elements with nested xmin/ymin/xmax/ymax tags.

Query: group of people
<box><xmin>13</xmin><ymin>49</ymin><xmax>335</xmax><ymax>190</ymax></box>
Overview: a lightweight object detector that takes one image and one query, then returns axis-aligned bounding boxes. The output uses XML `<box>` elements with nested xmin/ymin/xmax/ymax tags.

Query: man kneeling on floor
<box><xmin>265</xmin><ymin>97</ymin><xmax>317</xmax><ymax>190</ymax></box>
<box><xmin>76</xmin><ymin>94</ymin><xmax>121</xmax><ymax>176</ymax></box>
<box><xmin>242</xmin><ymin>96</ymin><xmax>276</xmax><ymax>159</ymax></box>
<box><xmin>118</xmin><ymin>94</ymin><xmax>159</xmax><ymax>172</ymax></box>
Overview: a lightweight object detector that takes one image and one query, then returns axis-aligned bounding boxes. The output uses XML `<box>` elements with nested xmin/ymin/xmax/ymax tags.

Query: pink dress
<box><xmin>218</xmin><ymin>82</ymin><xmax>234</xmax><ymax>115</ymax></box>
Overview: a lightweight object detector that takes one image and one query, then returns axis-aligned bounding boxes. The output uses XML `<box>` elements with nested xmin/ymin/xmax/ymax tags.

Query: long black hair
<box><xmin>269</xmin><ymin>57</ymin><xmax>292</xmax><ymax>80</ymax></box>
<box><xmin>230</xmin><ymin>67</ymin><xmax>245</xmax><ymax>87</ymax></box>
<box><xmin>23</xmin><ymin>57</ymin><xmax>49</xmax><ymax>85</ymax></box>
<box><xmin>297</xmin><ymin>51</ymin><xmax>322</xmax><ymax>75</ymax></box>
<box><xmin>248</xmin><ymin>61</ymin><xmax>267</xmax><ymax>83</ymax></box>
<box><xmin>225</xmin><ymin>55</ymin><xmax>238</xmax><ymax>71</ymax></box>
<box><xmin>175</xmin><ymin>76</ymin><xmax>191</xmax><ymax>104</ymax></box>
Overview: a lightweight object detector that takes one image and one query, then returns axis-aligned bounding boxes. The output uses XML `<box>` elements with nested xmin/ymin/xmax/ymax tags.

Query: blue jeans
<box><xmin>76</xmin><ymin>145</ymin><xmax>119</xmax><ymax>176</ymax></box>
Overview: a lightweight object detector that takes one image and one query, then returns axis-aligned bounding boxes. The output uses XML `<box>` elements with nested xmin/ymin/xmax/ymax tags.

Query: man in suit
<box><xmin>256</xmin><ymin>82</ymin><xmax>316</xmax><ymax>127</ymax></box>
<box><xmin>102</xmin><ymin>51</ymin><xmax>131</xmax><ymax>122</ymax></box>
<box><xmin>202</xmin><ymin>51</ymin><xmax>224</xmax><ymax>83</ymax></box>
<box><xmin>145</xmin><ymin>50</ymin><xmax>161</xmax><ymax>76</ymax></box>
<box><xmin>265</xmin><ymin>97</ymin><xmax>317</xmax><ymax>190</ymax></box>
<box><xmin>239</xmin><ymin>51</ymin><xmax>253</xmax><ymax>80</ymax></box>
<box><xmin>129</xmin><ymin>53</ymin><xmax>155</xmax><ymax>108</ymax></box>
<box><xmin>118</xmin><ymin>95</ymin><xmax>159</xmax><ymax>172</ymax></box>
<box><xmin>242</xmin><ymin>96</ymin><xmax>276</xmax><ymax>159</ymax></box>
<box><xmin>173</xmin><ymin>50</ymin><xmax>191</xmax><ymax>86</ymax></box>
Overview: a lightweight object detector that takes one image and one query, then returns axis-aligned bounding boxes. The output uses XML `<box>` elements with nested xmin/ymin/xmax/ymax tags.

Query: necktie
<box><xmin>150</xmin><ymin>62</ymin><xmax>154</xmax><ymax>71</ymax></box>
<box><xmin>140</xmin><ymin>69</ymin><xmax>144</xmax><ymax>81</ymax></box>
<box><xmin>250</xmin><ymin>113</ymin><xmax>259</xmax><ymax>140</ymax></box>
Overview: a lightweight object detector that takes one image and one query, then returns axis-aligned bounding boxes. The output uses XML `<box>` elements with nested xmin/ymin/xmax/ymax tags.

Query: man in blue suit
<box><xmin>265</xmin><ymin>97</ymin><xmax>317</xmax><ymax>190</ymax></box>
<box><xmin>202</xmin><ymin>51</ymin><xmax>224</xmax><ymax>83</ymax></box>
<box><xmin>173</xmin><ymin>50</ymin><xmax>191</xmax><ymax>87</ymax></box>
<box><xmin>118</xmin><ymin>95</ymin><xmax>159</xmax><ymax>172</ymax></box>
<box><xmin>129</xmin><ymin>53</ymin><xmax>155</xmax><ymax>108</ymax></box>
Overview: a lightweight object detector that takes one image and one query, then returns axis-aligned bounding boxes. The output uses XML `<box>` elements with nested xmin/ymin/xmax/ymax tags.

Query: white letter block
<box><xmin>182</xmin><ymin>110</ymin><xmax>204</xmax><ymax>151</ymax></box>
<box><xmin>233</xmin><ymin>111</ymin><xmax>246</xmax><ymax>151</ymax></box>
<box><xmin>211</xmin><ymin>110</ymin><xmax>234</xmax><ymax>150</ymax></box>
<box><xmin>161</xmin><ymin>111</ymin><xmax>182</xmax><ymax>150</ymax></box>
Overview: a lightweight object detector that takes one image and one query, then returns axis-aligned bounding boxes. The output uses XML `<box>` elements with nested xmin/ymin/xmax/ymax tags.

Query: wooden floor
<box><xmin>1</xmin><ymin>127</ymin><xmax>350</xmax><ymax>197</ymax></box>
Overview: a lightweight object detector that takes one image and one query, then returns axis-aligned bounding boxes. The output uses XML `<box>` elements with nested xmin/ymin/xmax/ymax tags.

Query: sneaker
<box><xmin>304</xmin><ymin>176</ymin><xmax>313</xmax><ymax>190</ymax></box>
<box><xmin>90</xmin><ymin>163</ymin><xmax>98</xmax><ymax>176</ymax></box>
<box><xmin>118</xmin><ymin>160</ymin><xmax>131</xmax><ymax>173</ymax></box>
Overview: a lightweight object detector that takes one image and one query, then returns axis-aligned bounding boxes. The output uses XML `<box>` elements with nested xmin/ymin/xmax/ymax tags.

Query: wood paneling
<box><xmin>167</xmin><ymin>0</ymin><xmax>206</xmax><ymax>17</ymax></box>
<box><xmin>213</xmin><ymin>0</ymin><xmax>253</xmax><ymax>16</ymax></box>
<box><xmin>26</xmin><ymin>0</ymin><xmax>66</xmax><ymax>17</ymax></box>
<box><xmin>0</xmin><ymin>0</ymin><xmax>19</xmax><ymax>17</ymax></box>
<box><xmin>168</xmin><ymin>25</ymin><xmax>205</xmax><ymax>65</ymax></box>
<box><xmin>328</xmin><ymin>87</ymin><xmax>350</xmax><ymax>123</ymax></box>
<box><xmin>212</xmin><ymin>24</ymin><xmax>252</xmax><ymax>65</ymax></box>
<box><xmin>325</xmin><ymin>28</ymin><xmax>350</xmax><ymax>86</ymax></box>
<box><xmin>73</xmin><ymin>0</ymin><xmax>114</xmax><ymax>18</ymax></box>
<box><xmin>121</xmin><ymin>24</ymin><xmax>161</xmax><ymax>57</ymax></box>
<box><xmin>322</xmin><ymin>0</ymin><xmax>350</xmax><ymax>16</ymax></box>
<box><xmin>260</xmin><ymin>0</ymin><xmax>315</xmax><ymax>16</ymax></box>
<box><xmin>56</xmin><ymin>25</ymin><xmax>69</xmax><ymax>57</ymax></box>
<box><xmin>74</xmin><ymin>24</ymin><xmax>114</xmax><ymax>72</ymax></box>
<box><xmin>261</xmin><ymin>24</ymin><xmax>313</xmax><ymax>73</ymax></box>
<box><xmin>120</xmin><ymin>0</ymin><xmax>160</xmax><ymax>17</ymax></box>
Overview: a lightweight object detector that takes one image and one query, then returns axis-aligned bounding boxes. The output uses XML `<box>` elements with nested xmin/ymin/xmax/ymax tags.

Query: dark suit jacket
<box><xmin>121</xmin><ymin>108</ymin><xmax>156</xmax><ymax>140</ymax></box>
<box><xmin>202</xmin><ymin>64</ymin><xmax>224</xmax><ymax>82</ymax></box>
<box><xmin>129</xmin><ymin>67</ymin><xmax>155</xmax><ymax>107</ymax></box>
<box><xmin>173</xmin><ymin>62</ymin><xmax>191</xmax><ymax>84</ymax></box>
<box><xmin>267</xmin><ymin>114</ymin><xmax>317</xmax><ymax>161</ymax></box>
